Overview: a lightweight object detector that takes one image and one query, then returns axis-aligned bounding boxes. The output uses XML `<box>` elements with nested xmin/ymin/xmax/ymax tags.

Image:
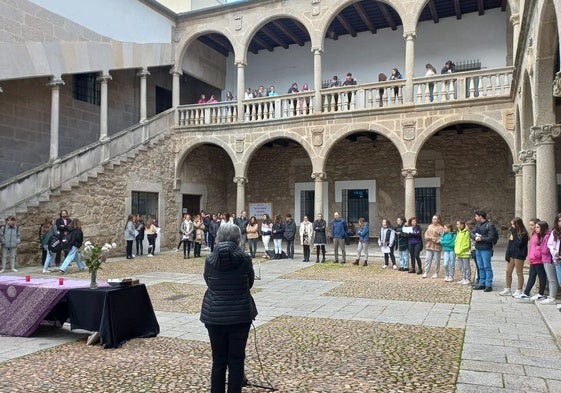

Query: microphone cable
<box><xmin>244</xmin><ymin>322</ymin><xmax>277</xmax><ymax>391</ymax></box>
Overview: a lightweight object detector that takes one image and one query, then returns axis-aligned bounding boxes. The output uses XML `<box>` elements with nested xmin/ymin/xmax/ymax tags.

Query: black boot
<box><xmin>363</xmin><ymin>260</ymin><xmax>368</xmax><ymax>267</ymax></box>
<box><xmin>353</xmin><ymin>259</ymin><xmax>359</xmax><ymax>265</ymax></box>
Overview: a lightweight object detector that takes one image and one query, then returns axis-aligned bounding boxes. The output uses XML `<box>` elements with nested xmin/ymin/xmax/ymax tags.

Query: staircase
<box><xmin>0</xmin><ymin>109</ymin><xmax>175</xmax><ymax>219</ymax></box>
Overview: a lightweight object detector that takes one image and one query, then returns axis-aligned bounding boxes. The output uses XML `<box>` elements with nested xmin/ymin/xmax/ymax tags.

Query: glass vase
<box><xmin>90</xmin><ymin>269</ymin><xmax>98</xmax><ymax>289</ymax></box>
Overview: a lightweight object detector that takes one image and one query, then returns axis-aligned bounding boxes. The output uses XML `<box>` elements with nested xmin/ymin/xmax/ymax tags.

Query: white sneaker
<box><xmin>499</xmin><ymin>288</ymin><xmax>512</xmax><ymax>296</ymax></box>
<box><xmin>457</xmin><ymin>279</ymin><xmax>464</xmax><ymax>284</ymax></box>
<box><xmin>392</xmin><ymin>265</ymin><xmax>398</xmax><ymax>270</ymax></box>
<box><xmin>42</xmin><ymin>269</ymin><xmax>50</xmax><ymax>274</ymax></box>
<box><xmin>540</xmin><ymin>298</ymin><xmax>556</xmax><ymax>305</ymax></box>
<box><xmin>431</xmin><ymin>273</ymin><xmax>438</xmax><ymax>278</ymax></box>
<box><xmin>512</xmin><ymin>290</ymin><xmax>523</xmax><ymax>298</ymax></box>
<box><xmin>516</xmin><ymin>293</ymin><xmax>530</xmax><ymax>299</ymax></box>
<box><xmin>147</xmin><ymin>254</ymin><xmax>154</xmax><ymax>257</ymax></box>
<box><xmin>462</xmin><ymin>279</ymin><xmax>471</xmax><ymax>285</ymax></box>
<box><xmin>11</xmin><ymin>268</ymin><xmax>18</xmax><ymax>272</ymax></box>
<box><xmin>382</xmin><ymin>265</ymin><xmax>388</xmax><ymax>269</ymax></box>
<box><xmin>422</xmin><ymin>272</ymin><xmax>428</xmax><ymax>278</ymax></box>
<box><xmin>530</xmin><ymin>294</ymin><xmax>545</xmax><ymax>301</ymax></box>
<box><xmin>0</xmin><ymin>269</ymin><xmax>4</xmax><ymax>274</ymax></box>
<box><xmin>174</xmin><ymin>249</ymin><xmax>180</xmax><ymax>253</ymax></box>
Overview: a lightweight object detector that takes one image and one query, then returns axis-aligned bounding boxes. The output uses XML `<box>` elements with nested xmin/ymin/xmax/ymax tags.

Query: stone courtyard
<box><xmin>1</xmin><ymin>249</ymin><xmax>561</xmax><ymax>392</ymax></box>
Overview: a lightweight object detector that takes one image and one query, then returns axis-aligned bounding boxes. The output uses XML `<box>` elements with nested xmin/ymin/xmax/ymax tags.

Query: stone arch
<box><xmin>176</xmin><ymin>29</ymin><xmax>238</xmax><ymax>71</ymax></box>
<box><xmin>239</xmin><ymin>12</ymin><xmax>313</xmax><ymax>61</ymax></box>
<box><xmin>239</xmin><ymin>131</ymin><xmax>314</xmax><ymax>177</ymax></box>
<box><xmin>175</xmin><ymin>137</ymin><xmax>238</xmax><ymax>181</ymax></box>
<box><xmin>319</xmin><ymin>0</ymin><xmax>409</xmax><ymax>41</ymax></box>
<box><xmin>317</xmin><ymin>123</ymin><xmax>407</xmax><ymax>173</ymax></box>
<box><xmin>411</xmin><ymin>114</ymin><xmax>515</xmax><ymax>164</ymax></box>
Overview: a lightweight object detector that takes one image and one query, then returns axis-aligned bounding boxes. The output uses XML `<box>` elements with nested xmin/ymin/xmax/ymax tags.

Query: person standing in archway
<box><xmin>331</xmin><ymin>212</ymin><xmax>348</xmax><ymax>264</ymax></box>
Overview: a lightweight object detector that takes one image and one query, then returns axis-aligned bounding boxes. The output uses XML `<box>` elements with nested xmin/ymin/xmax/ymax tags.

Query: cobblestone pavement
<box><xmin>1</xmin><ymin>247</ymin><xmax>561</xmax><ymax>392</ymax></box>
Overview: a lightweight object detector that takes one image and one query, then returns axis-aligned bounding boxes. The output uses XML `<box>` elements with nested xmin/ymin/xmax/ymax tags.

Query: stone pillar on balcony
<box><xmin>234</xmin><ymin>176</ymin><xmax>248</xmax><ymax>215</ymax></box>
<box><xmin>97</xmin><ymin>73</ymin><xmax>112</xmax><ymax>141</ymax></box>
<box><xmin>512</xmin><ymin>164</ymin><xmax>522</xmax><ymax>218</ymax></box>
<box><xmin>47</xmin><ymin>77</ymin><xmax>65</xmax><ymax>162</ymax></box>
<box><xmin>510</xmin><ymin>14</ymin><xmax>520</xmax><ymax>60</ymax></box>
<box><xmin>236</xmin><ymin>61</ymin><xmax>246</xmax><ymax>122</ymax></box>
<box><xmin>403</xmin><ymin>32</ymin><xmax>416</xmax><ymax>103</ymax></box>
<box><xmin>171</xmin><ymin>67</ymin><xmax>182</xmax><ymax>124</ymax></box>
<box><xmin>519</xmin><ymin>149</ymin><xmax>536</xmax><ymax>225</ymax></box>
<box><xmin>137</xmin><ymin>68</ymin><xmax>150</xmax><ymax>122</ymax></box>
<box><xmin>312</xmin><ymin>172</ymin><xmax>326</xmax><ymax>217</ymax></box>
<box><xmin>312</xmin><ymin>47</ymin><xmax>323</xmax><ymax>112</ymax></box>
<box><xmin>401</xmin><ymin>168</ymin><xmax>417</xmax><ymax>219</ymax></box>
<box><xmin>530</xmin><ymin>124</ymin><xmax>561</xmax><ymax>221</ymax></box>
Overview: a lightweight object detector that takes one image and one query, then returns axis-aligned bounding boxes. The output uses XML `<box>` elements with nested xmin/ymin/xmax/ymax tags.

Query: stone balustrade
<box><xmin>177</xmin><ymin>66</ymin><xmax>514</xmax><ymax>126</ymax></box>
<box><xmin>0</xmin><ymin>110</ymin><xmax>174</xmax><ymax>218</ymax></box>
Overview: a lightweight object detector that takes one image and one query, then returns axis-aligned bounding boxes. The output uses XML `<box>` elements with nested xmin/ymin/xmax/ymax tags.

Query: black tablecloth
<box><xmin>66</xmin><ymin>284</ymin><xmax>160</xmax><ymax>348</ymax></box>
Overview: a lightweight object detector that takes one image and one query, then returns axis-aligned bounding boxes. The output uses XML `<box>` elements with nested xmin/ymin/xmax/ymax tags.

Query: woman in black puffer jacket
<box><xmin>200</xmin><ymin>222</ymin><xmax>258</xmax><ymax>393</ymax></box>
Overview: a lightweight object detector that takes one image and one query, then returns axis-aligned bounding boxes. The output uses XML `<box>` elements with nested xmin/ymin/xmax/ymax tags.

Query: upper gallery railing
<box><xmin>177</xmin><ymin>66</ymin><xmax>513</xmax><ymax>126</ymax></box>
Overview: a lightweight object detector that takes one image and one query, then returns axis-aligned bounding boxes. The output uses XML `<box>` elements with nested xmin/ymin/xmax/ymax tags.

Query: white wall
<box><xmin>224</xmin><ymin>8</ymin><xmax>508</xmax><ymax>96</ymax></box>
<box><xmin>29</xmin><ymin>0</ymin><xmax>175</xmax><ymax>43</ymax></box>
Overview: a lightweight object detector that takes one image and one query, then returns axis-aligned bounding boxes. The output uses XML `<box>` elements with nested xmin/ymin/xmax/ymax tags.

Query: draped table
<box><xmin>0</xmin><ymin>276</ymin><xmax>159</xmax><ymax>348</ymax></box>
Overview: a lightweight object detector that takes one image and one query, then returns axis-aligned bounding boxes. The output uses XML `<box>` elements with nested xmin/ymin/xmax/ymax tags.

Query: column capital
<box><xmin>46</xmin><ymin>77</ymin><xmax>65</xmax><ymax>88</ymax></box>
<box><xmin>235</xmin><ymin>60</ymin><xmax>247</xmax><ymax>68</ymax></box>
<box><xmin>510</xmin><ymin>13</ymin><xmax>520</xmax><ymax>26</ymax></box>
<box><xmin>529</xmin><ymin>124</ymin><xmax>561</xmax><ymax>145</ymax></box>
<box><xmin>518</xmin><ymin>149</ymin><xmax>536</xmax><ymax>164</ymax></box>
<box><xmin>137</xmin><ymin>68</ymin><xmax>151</xmax><ymax>77</ymax></box>
<box><xmin>401</xmin><ymin>168</ymin><xmax>417</xmax><ymax>178</ymax></box>
<box><xmin>403</xmin><ymin>31</ymin><xmax>416</xmax><ymax>41</ymax></box>
<box><xmin>170</xmin><ymin>66</ymin><xmax>183</xmax><ymax>76</ymax></box>
<box><xmin>311</xmin><ymin>47</ymin><xmax>324</xmax><ymax>55</ymax></box>
<box><xmin>512</xmin><ymin>164</ymin><xmax>522</xmax><ymax>175</ymax></box>
<box><xmin>311</xmin><ymin>172</ymin><xmax>326</xmax><ymax>180</ymax></box>
<box><xmin>233</xmin><ymin>176</ymin><xmax>248</xmax><ymax>186</ymax></box>
<box><xmin>96</xmin><ymin>74</ymin><xmax>112</xmax><ymax>83</ymax></box>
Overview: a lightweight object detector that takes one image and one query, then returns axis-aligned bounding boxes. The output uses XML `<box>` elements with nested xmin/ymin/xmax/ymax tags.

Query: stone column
<box><xmin>236</xmin><ymin>61</ymin><xmax>246</xmax><ymax>122</ymax></box>
<box><xmin>510</xmin><ymin>14</ymin><xmax>520</xmax><ymax>60</ymax></box>
<box><xmin>234</xmin><ymin>176</ymin><xmax>248</xmax><ymax>216</ymax></box>
<box><xmin>47</xmin><ymin>78</ymin><xmax>65</xmax><ymax>161</ymax></box>
<box><xmin>512</xmin><ymin>164</ymin><xmax>523</xmax><ymax>218</ymax></box>
<box><xmin>97</xmin><ymin>74</ymin><xmax>112</xmax><ymax>141</ymax></box>
<box><xmin>137</xmin><ymin>68</ymin><xmax>150</xmax><ymax>122</ymax></box>
<box><xmin>530</xmin><ymin>124</ymin><xmax>561</xmax><ymax>221</ymax></box>
<box><xmin>519</xmin><ymin>149</ymin><xmax>536</xmax><ymax>225</ymax></box>
<box><xmin>403</xmin><ymin>32</ymin><xmax>416</xmax><ymax>103</ymax></box>
<box><xmin>311</xmin><ymin>172</ymin><xmax>326</xmax><ymax>217</ymax></box>
<box><xmin>401</xmin><ymin>168</ymin><xmax>417</xmax><ymax>219</ymax></box>
<box><xmin>312</xmin><ymin>47</ymin><xmax>323</xmax><ymax>112</ymax></box>
<box><xmin>170</xmin><ymin>67</ymin><xmax>181</xmax><ymax>125</ymax></box>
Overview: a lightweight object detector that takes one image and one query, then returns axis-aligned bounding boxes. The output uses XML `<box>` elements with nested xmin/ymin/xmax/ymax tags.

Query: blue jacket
<box><xmin>357</xmin><ymin>222</ymin><xmax>369</xmax><ymax>242</ymax></box>
<box><xmin>331</xmin><ymin>218</ymin><xmax>347</xmax><ymax>239</ymax></box>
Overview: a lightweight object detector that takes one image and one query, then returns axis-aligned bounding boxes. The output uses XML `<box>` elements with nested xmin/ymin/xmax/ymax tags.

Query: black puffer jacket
<box><xmin>63</xmin><ymin>228</ymin><xmax>83</xmax><ymax>251</ymax></box>
<box><xmin>200</xmin><ymin>241</ymin><xmax>257</xmax><ymax>325</ymax></box>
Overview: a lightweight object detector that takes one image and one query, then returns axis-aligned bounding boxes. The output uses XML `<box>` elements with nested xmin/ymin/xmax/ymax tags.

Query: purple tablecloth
<box><xmin>0</xmin><ymin>276</ymin><xmax>98</xmax><ymax>337</ymax></box>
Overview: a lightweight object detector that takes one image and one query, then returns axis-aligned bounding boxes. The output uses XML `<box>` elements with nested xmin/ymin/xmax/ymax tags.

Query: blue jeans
<box><xmin>556</xmin><ymin>263</ymin><xmax>561</xmax><ymax>287</ymax></box>
<box><xmin>43</xmin><ymin>249</ymin><xmax>55</xmax><ymax>271</ymax></box>
<box><xmin>398</xmin><ymin>249</ymin><xmax>409</xmax><ymax>269</ymax></box>
<box><xmin>59</xmin><ymin>246</ymin><xmax>85</xmax><ymax>272</ymax></box>
<box><xmin>443</xmin><ymin>250</ymin><xmax>456</xmax><ymax>277</ymax></box>
<box><xmin>206</xmin><ymin>323</ymin><xmax>251</xmax><ymax>393</ymax></box>
<box><xmin>475</xmin><ymin>249</ymin><xmax>493</xmax><ymax>287</ymax></box>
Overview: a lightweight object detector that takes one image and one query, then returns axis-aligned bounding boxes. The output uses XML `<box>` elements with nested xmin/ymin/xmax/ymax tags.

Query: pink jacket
<box><xmin>529</xmin><ymin>231</ymin><xmax>552</xmax><ymax>264</ymax></box>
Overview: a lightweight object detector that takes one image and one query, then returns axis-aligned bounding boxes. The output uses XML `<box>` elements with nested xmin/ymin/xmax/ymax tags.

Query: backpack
<box><xmin>486</xmin><ymin>221</ymin><xmax>499</xmax><ymax>245</ymax></box>
<box><xmin>48</xmin><ymin>236</ymin><xmax>64</xmax><ymax>253</ymax></box>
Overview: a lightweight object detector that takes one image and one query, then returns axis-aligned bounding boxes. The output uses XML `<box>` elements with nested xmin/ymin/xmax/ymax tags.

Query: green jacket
<box><xmin>454</xmin><ymin>228</ymin><xmax>471</xmax><ymax>258</ymax></box>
